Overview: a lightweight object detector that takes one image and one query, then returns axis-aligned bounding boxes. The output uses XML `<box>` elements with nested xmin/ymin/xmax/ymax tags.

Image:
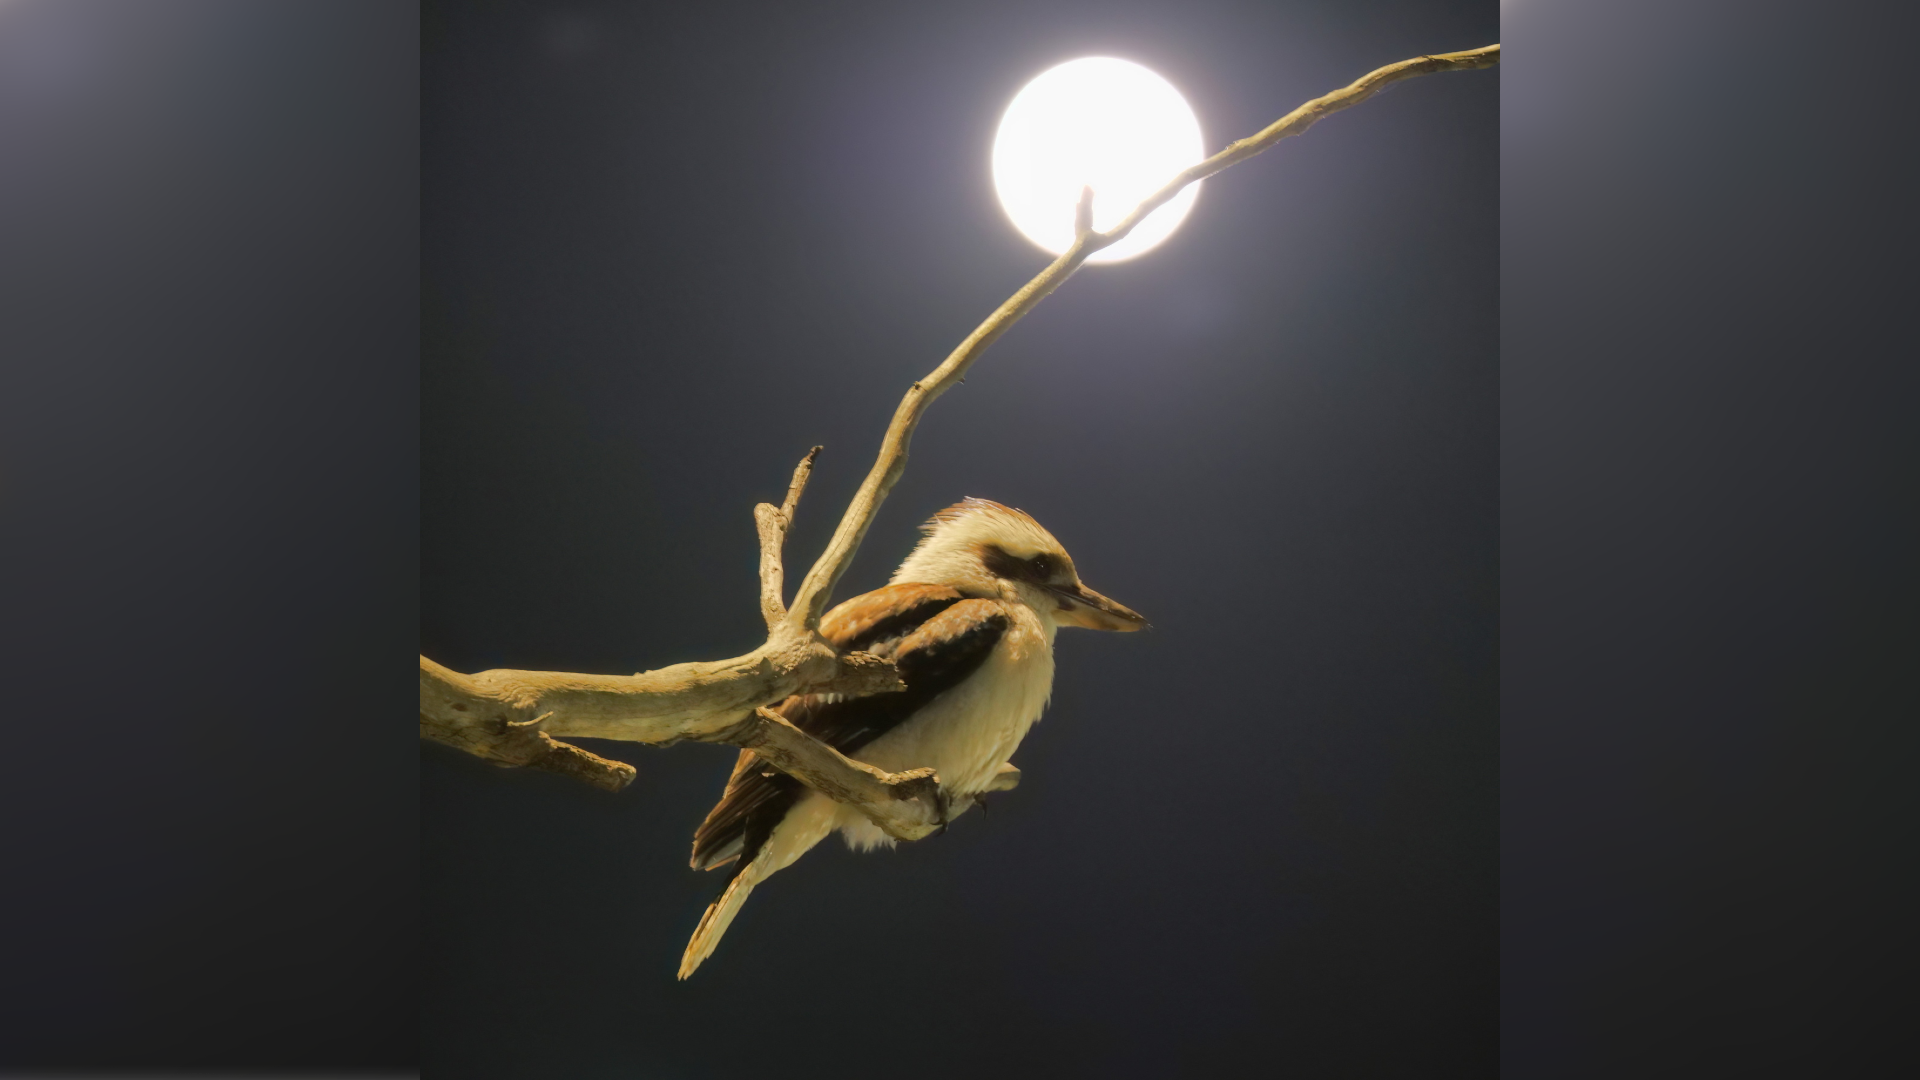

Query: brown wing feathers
<box><xmin>820</xmin><ymin>583</ymin><xmax>966</xmax><ymax>652</ymax></box>
<box><xmin>689</xmin><ymin>585</ymin><xmax>1010</xmax><ymax>872</ymax></box>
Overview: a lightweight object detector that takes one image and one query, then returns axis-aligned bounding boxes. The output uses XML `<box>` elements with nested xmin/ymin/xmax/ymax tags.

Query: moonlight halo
<box><xmin>991</xmin><ymin>57</ymin><xmax>1204</xmax><ymax>263</ymax></box>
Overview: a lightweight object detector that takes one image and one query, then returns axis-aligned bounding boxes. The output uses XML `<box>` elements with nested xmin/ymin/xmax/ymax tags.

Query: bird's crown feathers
<box><xmin>891</xmin><ymin>497</ymin><xmax>1067</xmax><ymax>586</ymax></box>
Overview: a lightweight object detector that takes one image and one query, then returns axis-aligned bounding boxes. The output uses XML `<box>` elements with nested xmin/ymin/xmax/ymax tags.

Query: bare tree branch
<box><xmin>419</xmin><ymin>640</ymin><xmax>903</xmax><ymax>748</ymax></box>
<box><xmin>420</xmin><ymin>657</ymin><xmax>638</xmax><ymax>792</ymax></box>
<box><xmin>1106</xmin><ymin>45</ymin><xmax>1499</xmax><ymax>248</ymax></box>
<box><xmin>756</xmin><ymin>446</ymin><xmax>820</xmax><ymax>630</ymax></box>
<box><xmin>782</xmin><ymin>44</ymin><xmax>1497</xmax><ymax>627</ymax></box>
<box><xmin>421</xmin><ymin>44</ymin><xmax>1499</xmax><ymax>811</ymax></box>
<box><xmin>703</xmin><ymin>707</ymin><xmax>947</xmax><ymax>841</ymax></box>
<box><xmin>700</xmin><ymin>710</ymin><xmax>1025</xmax><ymax>839</ymax></box>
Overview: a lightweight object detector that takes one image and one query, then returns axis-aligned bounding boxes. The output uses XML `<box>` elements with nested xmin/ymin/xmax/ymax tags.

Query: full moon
<box><xmin>991</xmin><ymin>57</ymin><xmax>1205</xmax><ymax>263</ymax></box>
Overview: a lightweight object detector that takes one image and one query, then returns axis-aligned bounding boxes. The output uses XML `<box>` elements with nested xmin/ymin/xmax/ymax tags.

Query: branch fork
<box><xmin>420</xmin><ymin>43</ymin><xmax>1498</xmax><ymax>833</ymax></box>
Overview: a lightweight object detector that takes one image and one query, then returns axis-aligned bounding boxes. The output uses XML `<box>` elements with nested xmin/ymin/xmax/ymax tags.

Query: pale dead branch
<box><xmin>692</xmin><ymin>709</ymin><xmax>1023</xmax><ymax>840</ymax></box>
<box><xmin>756</xmin><ymin>446</ymin><xmax>819</xmax><ymax>630</ymax></box>
<box><xmin>421</xmin><ymin>45</ymin><xmax>1498</xmax><ymax>828</ymax></box>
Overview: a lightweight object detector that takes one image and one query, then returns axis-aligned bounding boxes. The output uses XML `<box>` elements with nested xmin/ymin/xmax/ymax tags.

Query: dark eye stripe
<box><xmin>981</xmin><ymin>543</ymin><xmax>1060</xmax><ymax>585</ymax></box>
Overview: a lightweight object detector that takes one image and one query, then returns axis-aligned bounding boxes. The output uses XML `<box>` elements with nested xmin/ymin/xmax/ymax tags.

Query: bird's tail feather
<box><xmin>678</xmin><ymin>855</ymin><xmax>761</xmax><ymax>979</ymax></box>
<box><xmin>679</xmin><ymin>793</ymin><xmax>837</xmax><ymax>978</ymax></box>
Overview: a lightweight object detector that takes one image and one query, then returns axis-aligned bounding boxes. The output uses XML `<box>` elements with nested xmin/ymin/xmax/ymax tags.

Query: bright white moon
<box><xmin>992</xmin><ymin>57</ymin><xmax>1204</xmax><ymax>263</ymax></box>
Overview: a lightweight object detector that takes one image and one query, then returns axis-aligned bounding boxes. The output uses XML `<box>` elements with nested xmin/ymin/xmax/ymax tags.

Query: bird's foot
<box><xmin>931</xmin><ymin>786</ymin><xmax>955</xmax><ymax>836</ymax></box>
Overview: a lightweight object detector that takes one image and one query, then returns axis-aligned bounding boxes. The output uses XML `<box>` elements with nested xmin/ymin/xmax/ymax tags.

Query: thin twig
<box><xmin>785</xmin><ymin>44</ymin><xmax>1498</xmax><ymax>626</ymax></box>
<box><xmin>755</xmin><ymin>446</ymin><xmax>821</xmax><ymax>629</ymax></box>
<box><xmin>779</xmin><ymin>447</ymin><xmax>817</xmax><ymax>521</ymax></box>
<box><xmin>1099</xmin><ymin>46</ymin><xmax>1500</xmax><ymax>248</ymax></box>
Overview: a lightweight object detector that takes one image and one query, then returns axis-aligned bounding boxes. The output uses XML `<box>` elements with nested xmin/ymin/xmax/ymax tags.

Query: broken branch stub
<box><xmin>756</xmin><ymin>446</ymin><xmax>820</xmax><ymax>630</ymax></box>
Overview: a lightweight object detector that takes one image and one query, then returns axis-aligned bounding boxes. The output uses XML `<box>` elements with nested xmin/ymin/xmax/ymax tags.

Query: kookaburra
<box><xmin>679</xmin><ymin>497</ymin><xmax>1145</xmax><ymax>977</ymax></box>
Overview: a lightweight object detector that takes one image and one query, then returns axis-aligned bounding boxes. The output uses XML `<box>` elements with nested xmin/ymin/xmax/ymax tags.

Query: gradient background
<box><xmin>419</xmin><ymin>2</ymin><xmax>1497</xmax><ymax>1077</ymax></box>
<box><xmin>7</xmin><ymin>1</ymin><xmax>1914</xmax><ymax>1078</ymax></box>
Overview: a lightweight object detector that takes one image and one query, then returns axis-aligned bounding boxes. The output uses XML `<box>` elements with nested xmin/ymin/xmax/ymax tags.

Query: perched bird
<box><xmin>679</xmin><ymin>497</ymin><xmax>1145</xmax><ymax>977</ymax></box>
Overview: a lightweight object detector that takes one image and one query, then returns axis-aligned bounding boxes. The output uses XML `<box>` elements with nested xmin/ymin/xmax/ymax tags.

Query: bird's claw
<box><xmin>932</xmin><ymin>787</ymin><xmax>953</xmax><ymax>836</ymax></box>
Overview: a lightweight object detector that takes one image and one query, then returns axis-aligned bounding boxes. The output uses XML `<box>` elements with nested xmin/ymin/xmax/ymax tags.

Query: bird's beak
<box><xmin>1048</xmin><ymin>580</ymin><xmax>1148</xmax><ymax>632</ymax></box>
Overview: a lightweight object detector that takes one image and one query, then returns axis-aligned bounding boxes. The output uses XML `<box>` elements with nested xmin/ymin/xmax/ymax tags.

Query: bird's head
<box><xmin>891</xmin><ymin>497</ymin><xmax>1147</xmax><ymax>631</ymax></box>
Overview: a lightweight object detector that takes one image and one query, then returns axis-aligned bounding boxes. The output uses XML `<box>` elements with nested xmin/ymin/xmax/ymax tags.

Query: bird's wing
<box><xmin>690</xmin><ymin>584</ymin><xmax>1010</xmax><ymax>871</ymax></box>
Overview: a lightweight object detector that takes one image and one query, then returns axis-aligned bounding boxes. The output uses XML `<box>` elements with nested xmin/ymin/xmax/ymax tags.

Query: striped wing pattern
<box><xmin>689</xmin><ymin>583</ymin><xmax>1009</xmax><ymax>872</ymax></box>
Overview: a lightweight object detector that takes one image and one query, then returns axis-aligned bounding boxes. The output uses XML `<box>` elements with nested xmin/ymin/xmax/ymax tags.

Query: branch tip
<box><xmin>781</xmin><ymin>446</ymin><xmax>821</xmax><ymax>521</ymax></box>
<box><xmin>757</xmin><ymin>444</ymin><xmax>823</xmax><ymax>629</ymax></box>
<box><xmin>783</xmin><ymin>44</ymin><xmax>1494</xmax><ymax>625</ymax></box>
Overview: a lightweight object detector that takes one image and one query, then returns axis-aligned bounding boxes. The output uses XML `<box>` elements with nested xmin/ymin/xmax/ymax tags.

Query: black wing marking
<box><xmin>787</xmin><ymin>598</ymin><xmax>1010</xmax><ymax>754</ymax></box>
<box><xmin>820</xmin><ymin>582</ymin><xmax>967</xmax><ymax>653</ymax></box>
<box><xmin>689</xmin><ymin>587</ymin><xmax>1009</xmax><ymax>872</ymax></box>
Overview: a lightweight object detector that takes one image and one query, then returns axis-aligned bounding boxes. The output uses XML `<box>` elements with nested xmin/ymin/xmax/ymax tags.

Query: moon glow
<box><xmin>991</xmin><ymin>57</ymin><xmax>1204</xmax><ymax>263</ymax></box>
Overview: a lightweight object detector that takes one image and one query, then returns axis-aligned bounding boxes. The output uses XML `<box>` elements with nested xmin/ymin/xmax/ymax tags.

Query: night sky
<box><xmin>422</xmin><ymin>1</ymin><xmax>1497</xmax><ymax>1076</ymax></box>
